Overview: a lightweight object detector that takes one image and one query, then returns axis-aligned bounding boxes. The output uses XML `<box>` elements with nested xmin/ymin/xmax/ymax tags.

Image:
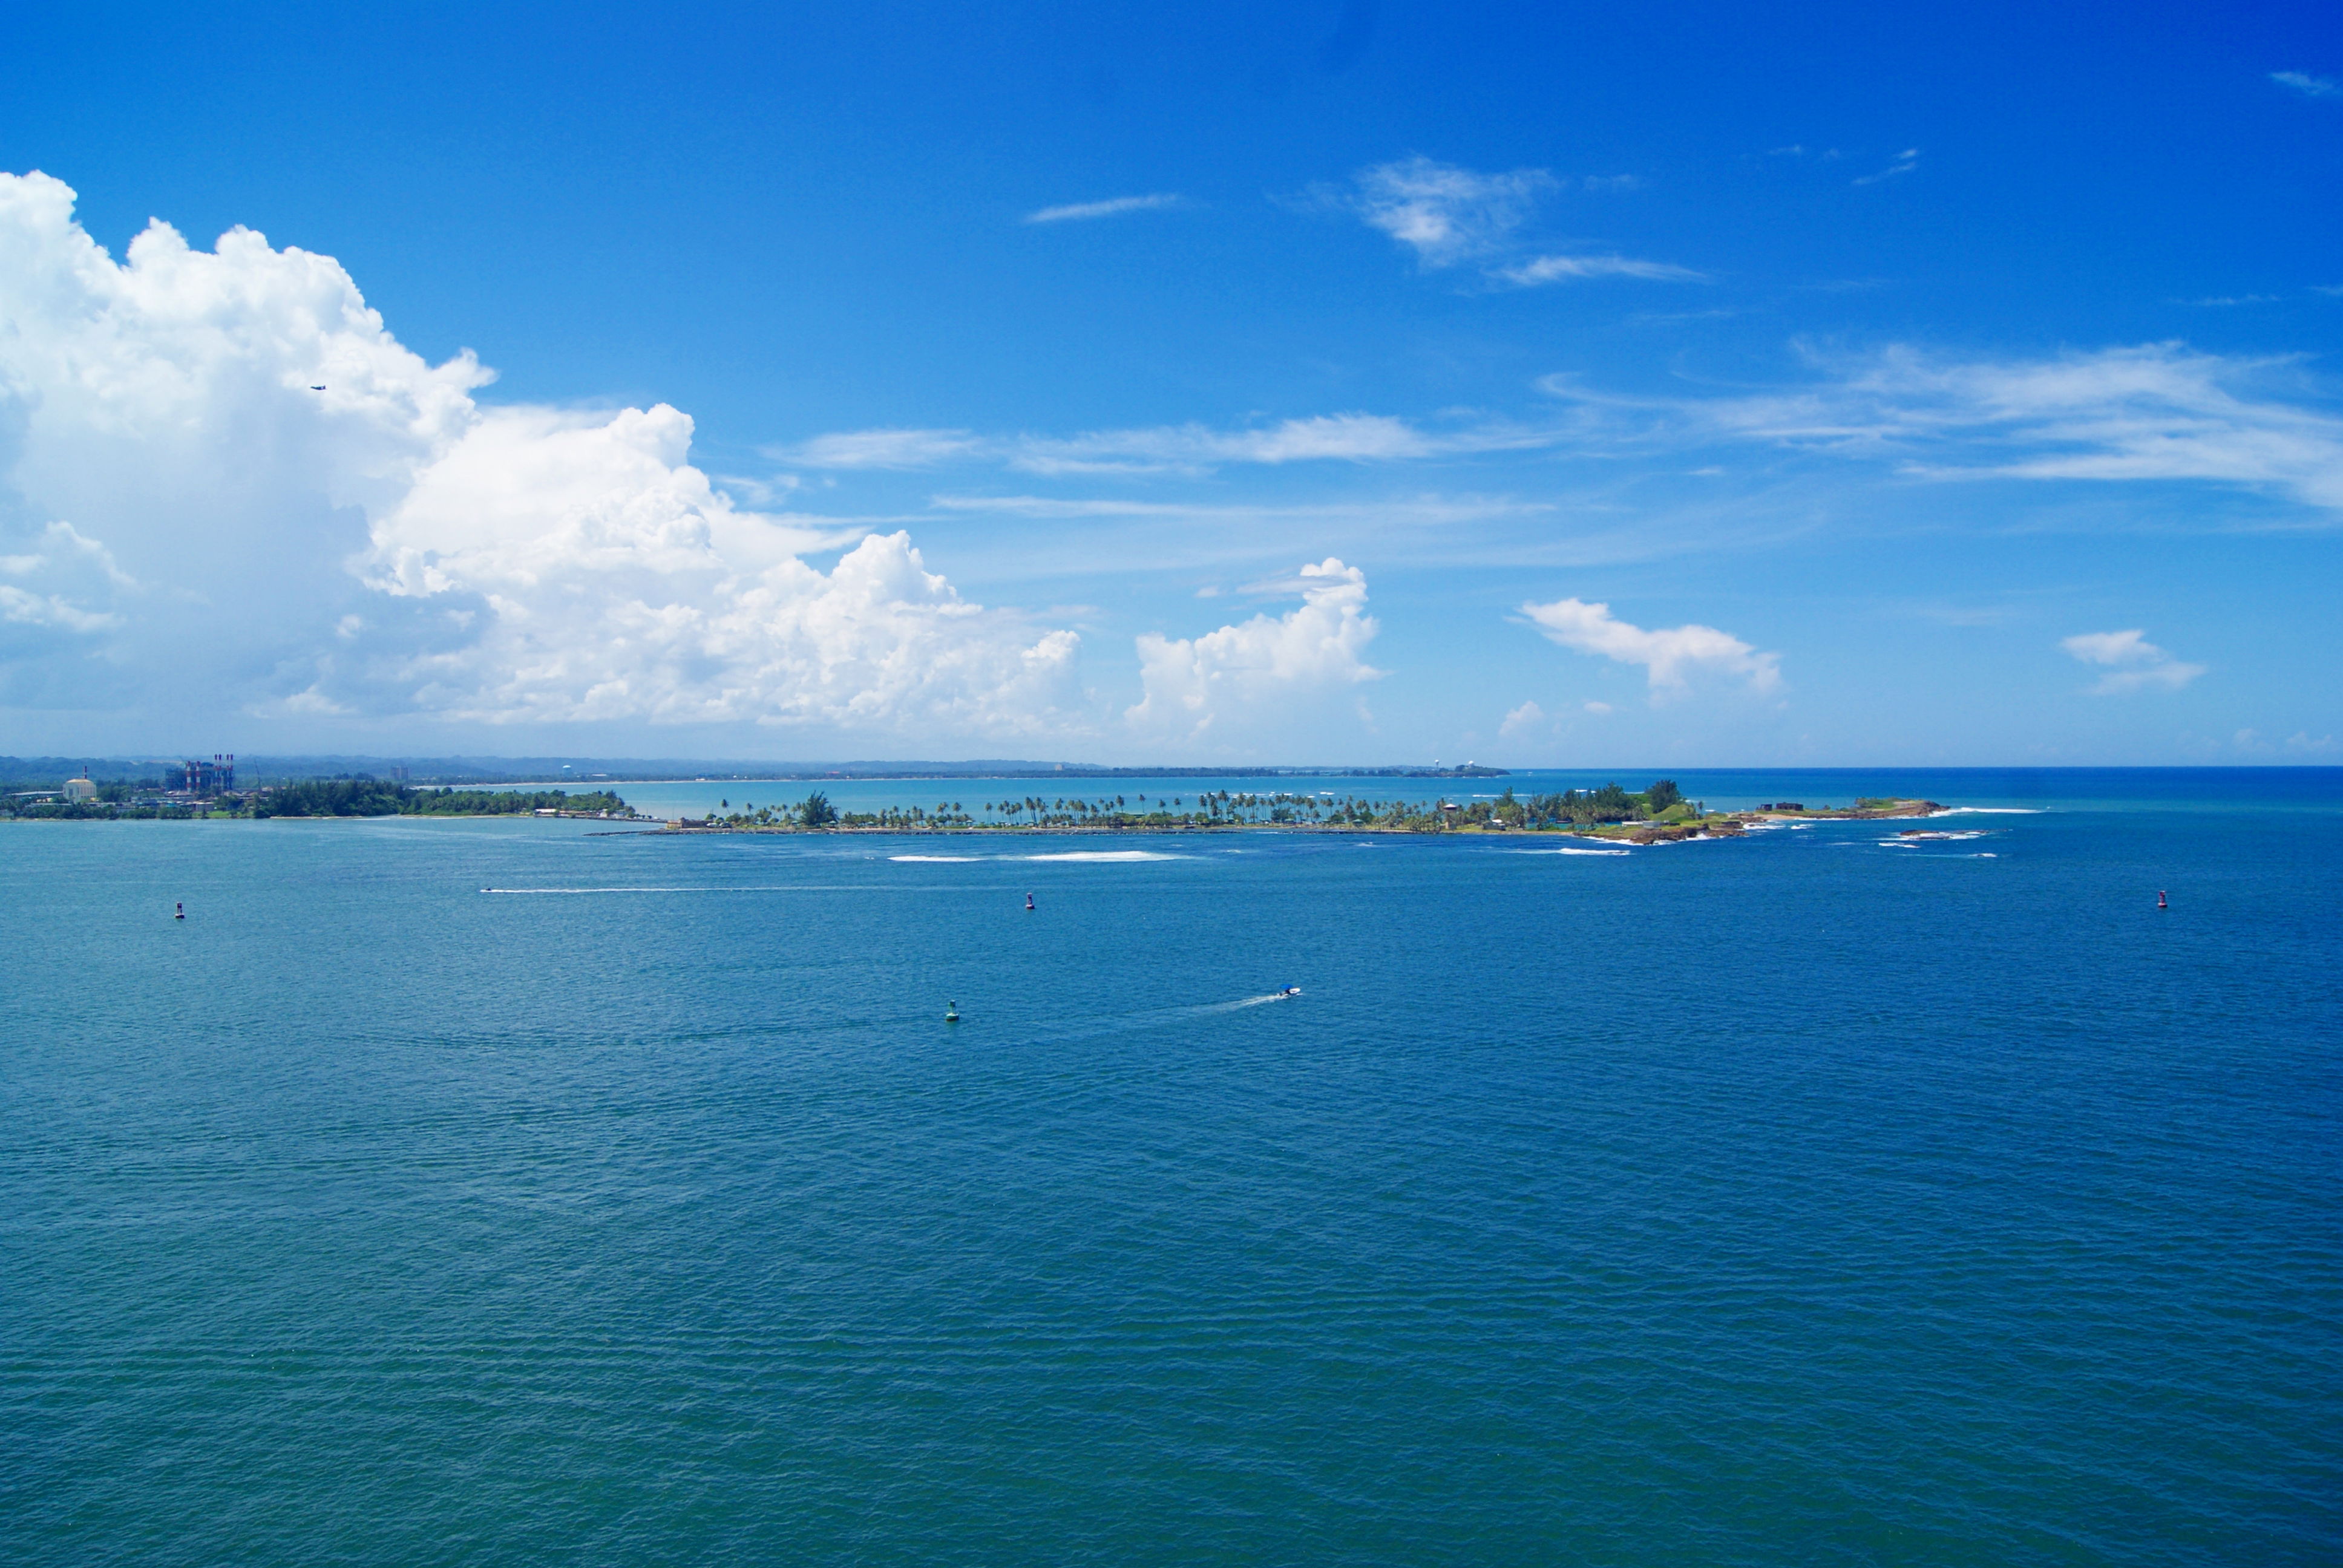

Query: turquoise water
<box><xmin>4</xmin><ymin>769</ymin><xmax>2337</xmax><ymax>1564</ymax></box>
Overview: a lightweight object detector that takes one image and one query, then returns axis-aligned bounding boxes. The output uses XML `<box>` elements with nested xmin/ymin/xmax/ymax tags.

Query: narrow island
<box><xmin>664</xmin><ymin>782</ymin><xmax>1944</xmax><ymax>841</ymax></box>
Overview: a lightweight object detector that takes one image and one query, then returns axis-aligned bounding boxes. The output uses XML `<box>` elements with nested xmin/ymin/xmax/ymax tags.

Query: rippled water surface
<box><xmin>4</xmin><ymin>769</ymin><xmax>2338</xmax><ymax>1565</ymax></box>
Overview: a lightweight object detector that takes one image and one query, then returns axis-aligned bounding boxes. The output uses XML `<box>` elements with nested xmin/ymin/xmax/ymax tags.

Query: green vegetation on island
<box><xmin>250</xmin><ymin>782</ymin><xmax>632</xmax><ymax>818</ymax></box>
<box><xmin>663</xmin><ymin>779</ymin><xmax>1929</xmax><ymax>838</ymax></box>
<box><xmin>667</xmin><ymin>780</ymin><xmax>1943</xmax><ymax>838</ymax></box>
<box><xmin>4</xmin><ymin>778</ymin><xmax>632</xmax><ymax>820</ymax></box>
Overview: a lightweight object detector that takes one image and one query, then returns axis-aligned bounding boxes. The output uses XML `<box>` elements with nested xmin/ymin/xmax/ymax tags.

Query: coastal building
<box><xmin>163</xmin><ymin>754</ymin><xmax>235</xmax><ymax>796</ymax></box>
<box><xmin>62</xmin><ymin>773</ymin><xmax>98</xmax><ymax>803</ymax></box>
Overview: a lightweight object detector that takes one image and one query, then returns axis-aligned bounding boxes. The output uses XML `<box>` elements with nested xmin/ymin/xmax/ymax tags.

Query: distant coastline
<box><xmin>2</xmin><ymin>765</ymin><xmax>1959</xmax><ymax>833</ymax></box>
<box><xmin>0</xmin><ymin>753</ymin><xmax>1513</xmax><ymax>791</ymax></box>
<box><xmin>2</xmin><ymin>780</ymin><xmax>646</xmax><ymax>823</ymax></box>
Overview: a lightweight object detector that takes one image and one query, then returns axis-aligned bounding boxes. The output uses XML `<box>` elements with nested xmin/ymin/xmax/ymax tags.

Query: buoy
<box><xmin>1025</xmin><ymin>893</ymin><xmax>1035</xmax><ymax>910</ymax></box>
<box><xmin>174</xmin><ymin>902</ymin><xmax>185</xmax><ymax>920</ymax></box>
<box><xmin>945</xmin><ymin>1001</ymin><xmax>960</xmax><ymax>1022</ymax></box>
<box><xmin>2157</xmin><ymin>890</ymin><xmax>2168</xmax><ymax>910</ymax></box>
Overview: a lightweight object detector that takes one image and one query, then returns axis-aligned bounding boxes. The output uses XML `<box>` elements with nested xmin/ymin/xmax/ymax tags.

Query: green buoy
<box><xmin>945</xmin><ymin>1001</ymin><xmax>960</xmax><ymax>1022</ymax></box>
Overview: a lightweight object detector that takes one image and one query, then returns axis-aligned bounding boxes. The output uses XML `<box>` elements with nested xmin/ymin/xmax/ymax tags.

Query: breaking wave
<box><xmin>1021</xmin><ymin>850</ymin><xmax>1182</xmax><ymax>863</ymax></box>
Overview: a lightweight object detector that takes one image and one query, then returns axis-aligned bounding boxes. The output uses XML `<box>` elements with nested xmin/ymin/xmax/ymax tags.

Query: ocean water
<box><xmin>3</xmin><ymin>769</ymin><xmax>2336</xmax><ymax>1566</ymax></box>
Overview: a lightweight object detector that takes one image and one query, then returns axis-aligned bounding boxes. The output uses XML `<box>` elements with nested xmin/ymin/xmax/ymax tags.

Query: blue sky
<box><xmin>2</xmin><ymin>2</ymin><xmax>2338</xmax><ymax>763</ymax></box>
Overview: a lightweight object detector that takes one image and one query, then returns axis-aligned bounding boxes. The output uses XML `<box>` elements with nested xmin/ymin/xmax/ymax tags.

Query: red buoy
<box><xmin>2157</xmin><ymin>890</ymin><xmax>2168</xmax><ymax>910</ymax></box>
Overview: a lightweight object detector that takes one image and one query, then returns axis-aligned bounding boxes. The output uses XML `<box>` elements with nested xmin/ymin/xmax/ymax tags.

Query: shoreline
<box><xmin>656</xmin><ymin>799</ymin><xmax>1948</xmax><ymax>841</ymax></box>
<box><xmin>5</xmin><ymin>796</ymin><xmax>1950</xmax><ymax>837</ymax></box>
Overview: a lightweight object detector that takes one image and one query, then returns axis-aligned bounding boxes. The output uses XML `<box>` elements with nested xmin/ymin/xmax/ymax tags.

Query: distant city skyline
<box><xmin>2</xmin><ymin>4</ymin><xmax>2337</xmax><ymax>763</ymax></box>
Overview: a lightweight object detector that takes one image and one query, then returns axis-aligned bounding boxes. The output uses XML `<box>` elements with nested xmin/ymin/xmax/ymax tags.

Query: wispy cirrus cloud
<box><xmin>784</xmin><ymin>411</ymin><xmax>1554</xmax><ymax>477</ymax></box>
<box><xmin>1541</xmin><ymin>342</ymin><xmax>2343</xmax><ymax>514</ymax></box>
<box><xmin>2271</xmin><ymin>71</ymin><xmax>2339</xmax><ymax>99</ymax></box>
<box><xmin>1342</xmin><ymin>155</ymin><xmax>1553</xmax><ymax>266</ymax></box>
<box><xmin>1852</xmin><ymin>148</ymin><xmax>1920</xmax><ymax>186</ymax></box>
<box><xmin>1024</xmin><ymin>193</ymin><xmax>1183</xmax><ymax>224</ymax></box>
<box><xmin>1016</xmin><ymin>413</ymin><xmax>1436</xmax><ymax>474</ymax></box>
<box><xmin>1326</xmin><ymin>155</ymin><xmax>1697</xmax><ymax>289</ymax></box>
<box><xmin>914</xmin><ymin>492</ymin><xmax>1604</xmax><ymax>583</ymax></box>
<box><xmin>1520</xmin><ymin>596</ymin><xmax>1780</xmax><ymax>698</ymax></box>
<box><xmin>929</xmin><ymin>492</ymin><xmax>1550</xmax><ymax>527</ymax></box>
<box><xmin>786</xmin><ymin>341</ymin><xmax>2343</xmax><ymax>547</ymax></box>
<box><xmin>1495</xmin><ymin>253</ymin><xmax>1705</xmax><ymax>286</ymax></box>
<box><xmin>1013</xmin><ymin>411</ymin><xmax>1562</xmax><ymax>475</ymax></box>
<box><xmin>2233</xmin><ymin>727</ymin><xmax>2336</xmax><ymax>754</ymax></box>
<box><xmin>2060</xmin><ymin>629</ymin><xmax>2205</xmax><ymax>693</ymax></box>
<box><xmin>778</xmin><ymin>428</ymin><xmax>981</xmax><ymax>469</ymax></box>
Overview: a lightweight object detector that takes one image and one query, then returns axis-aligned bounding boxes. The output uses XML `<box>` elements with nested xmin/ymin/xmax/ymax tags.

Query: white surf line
<box><xmin>1509</xmin><ymin>846</ymin><xmax>1631</xmax><ymax>857</ymax></box>
<box><xmin>882</xmin><ymin>849</ymin><xmax>1182</xmax><ymax>864</ymax></box>
<box><xmin>1018</xmin><ymin>850</ymin><xmax>1182</xmax><ymax>862</ymax></box>
<box><xmin>1934</xmin><ymin>806</ymin><xmax>2046</xmax><ymax>815</ymax></box>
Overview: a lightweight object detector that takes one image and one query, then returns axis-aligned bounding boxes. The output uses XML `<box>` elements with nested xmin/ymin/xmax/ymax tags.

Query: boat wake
<box><xmin>1198</xmin><ymin>990</ymin><xmax>1302</xmax><ymax>1011</ymax></box>
<box><xmin>1001</xmin><ymin>988</ymin><xmax>1308</xmax><ymax>1048</ymax></box>
<box><xmin>480</xmin><ymin>884</ymin><xmax>850</xmax><ymax>895</ymax></box>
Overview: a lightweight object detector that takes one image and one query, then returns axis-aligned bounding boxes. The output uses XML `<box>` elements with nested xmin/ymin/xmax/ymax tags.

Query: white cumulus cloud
<box><xmin>1498</xmin><ymin>700</ymin><xmax>1546</xmax><ymax>738</ymax></box>
<box><xmin>2059</xmin><ymin>629</ymin><xmax>2205</xmax><ymax>694</ymax></box>
<box><xmin>0</xmin><ymin>521</ymin><xmax>133</xmax><ymax>635</ymax></box>
<box><xmin>0</xmin><ymin>171</ymin><xmax>1083</xmax><ymax>739</ymax></box>
<box><xmin>1129</xmin><ymin>558</ymin><xmax>1382</xmax><ymax>739</ymax></box>
<box><xmin>1521</xmin><ymin>596</ymin><xmax>1780</xmax><ymax>697</ymax></box>
<box><xmin>362</xmin><ymin>405</ymin><xmax>1082</xmax><ymax>729</ymax></box>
